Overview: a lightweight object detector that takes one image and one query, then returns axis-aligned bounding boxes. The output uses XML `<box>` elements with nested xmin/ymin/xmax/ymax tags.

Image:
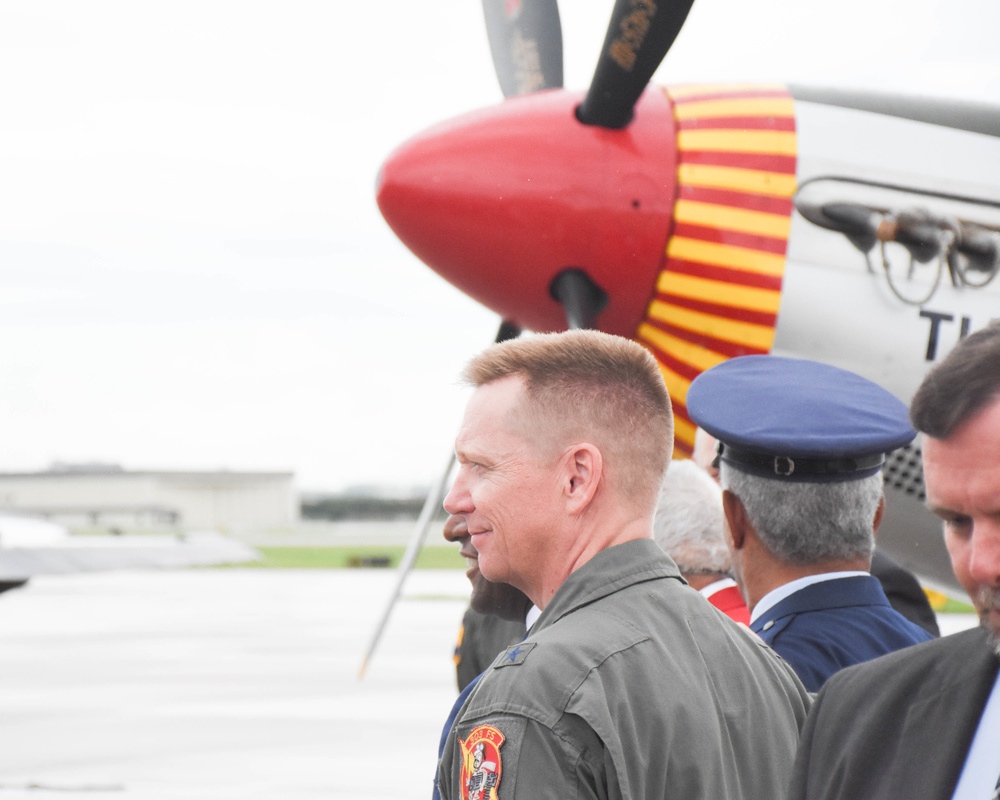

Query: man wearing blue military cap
<box><xmin>687</xmin><ymin>354</ymin><xmax>933</xmax><ymax>692</ymax></box>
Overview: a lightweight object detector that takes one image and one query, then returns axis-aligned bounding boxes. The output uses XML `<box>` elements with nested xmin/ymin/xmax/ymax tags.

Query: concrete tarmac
<box><xmin>0</xmin><ymin>568</ymin><xmax>470</xmax><ymax>800</ymax></box>
<box><xmin>0</xmin><ymin>567</ymin><xmax>978</xmax><ymax>799</ymax></box>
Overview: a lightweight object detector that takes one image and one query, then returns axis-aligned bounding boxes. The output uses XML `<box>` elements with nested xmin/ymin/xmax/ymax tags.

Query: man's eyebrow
<box><xmin>455</xmin><ymin>445</ymin><xmax>486</xmax><ymax>463</ymax></box>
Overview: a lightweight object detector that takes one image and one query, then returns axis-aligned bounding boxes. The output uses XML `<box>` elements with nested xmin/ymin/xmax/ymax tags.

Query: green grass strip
<box><xmin>223</xmin><ymin>545</ymin><xmax>465</xmax><ymax>570</ymax></box>
<box><xmin>934</xmin><ymin>596</ymin><xmax>976</xmax><ymax>614</ymax></box>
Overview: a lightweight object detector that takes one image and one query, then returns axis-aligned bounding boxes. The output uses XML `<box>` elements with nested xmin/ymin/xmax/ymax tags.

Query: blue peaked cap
<box><xmin>687</xmin><ymin>355</ymin><xmax>915</xmax><ymax>482</ymax></box>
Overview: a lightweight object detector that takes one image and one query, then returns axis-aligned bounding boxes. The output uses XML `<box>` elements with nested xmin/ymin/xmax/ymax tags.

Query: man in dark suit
<box><xmin>688</xmin><ymin>355</ymin><xmax>933</xmax><ymax>692</ymax></box>
<box><xmin>787</xmin><ymin>322</ymin><xmax>1000</xmax><ymax>799</ymax></box>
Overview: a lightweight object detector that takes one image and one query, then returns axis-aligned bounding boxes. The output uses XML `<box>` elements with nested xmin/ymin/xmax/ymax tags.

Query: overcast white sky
<box><xmin>1</xmin><ymin>0</ymin><xmax>998</xmax><ymax>493</ymax></box>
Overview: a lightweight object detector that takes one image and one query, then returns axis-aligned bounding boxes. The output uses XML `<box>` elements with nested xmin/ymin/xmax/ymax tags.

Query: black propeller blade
<box><xmin>482</xmin><ymin>0</ymin><xmax>564</xmax><ymax>96</ymax></box>
<box><xmin>495</xmin><ymin>318</ymin><xmax>523</xmax><ymax>342</ymax></box>
<box><xmin>577</xmin><ymin>0</ymin><xmax>697</xmax><ymax>128</ymax></box>
<box><xmin>550</xmin><ymin>268</ymin><xmax>608</xmax><ymax>330</ymax></box>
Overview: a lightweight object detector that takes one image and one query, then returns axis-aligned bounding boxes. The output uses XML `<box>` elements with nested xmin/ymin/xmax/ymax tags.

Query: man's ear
<box><xmin>872</xmin><ymin>493</ymin><xmax>886</xmax><ymax>536</ymax></box>
<box><xmin>563</xmin><ymin>444</ymin><xmax>602</xmax><ymax>513</ymax></box>
<box><xmin>722</xmin><ymin>489</ymin><xmax>749</xmax><ymax>550</ymax></box>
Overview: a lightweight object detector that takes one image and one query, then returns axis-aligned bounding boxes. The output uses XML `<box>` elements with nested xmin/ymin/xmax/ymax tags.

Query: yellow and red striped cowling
<box><xmin>636</xmin><ymin>84</ymin><xmax>798</xmax><ymax>458</ymax></box>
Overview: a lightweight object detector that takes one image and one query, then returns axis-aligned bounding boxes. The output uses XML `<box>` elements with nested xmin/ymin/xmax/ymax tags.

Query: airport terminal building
<box><xmin>0</xmin><ymin>465</ymin><xmax>297</xmax><ymax>532</ymax></box>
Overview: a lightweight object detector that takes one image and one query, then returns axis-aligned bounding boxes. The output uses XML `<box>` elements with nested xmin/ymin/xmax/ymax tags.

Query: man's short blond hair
<box><xmin>461</xmin><ymin>330</ymin><xmax>674</xmax><ymax>507</ymax></box>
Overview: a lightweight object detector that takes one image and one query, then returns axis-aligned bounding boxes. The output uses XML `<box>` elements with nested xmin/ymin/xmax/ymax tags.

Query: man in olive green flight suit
<box><xmin>436</xmin><ymin>330</ymin><xmax>812</xmax><ymax>800</ymax></box>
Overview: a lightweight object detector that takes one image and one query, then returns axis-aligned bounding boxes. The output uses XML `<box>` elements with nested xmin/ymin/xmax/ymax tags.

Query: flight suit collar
<box><xmin>532</xmin><ymin>538</ymin><xmax>683</xmax><ymax>633</ymax></box>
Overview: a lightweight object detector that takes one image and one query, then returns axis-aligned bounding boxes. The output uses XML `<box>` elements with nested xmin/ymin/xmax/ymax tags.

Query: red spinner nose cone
<box><xmin>376</xmin><ymin>88</ymin><xmax>677</xmax><ymax>336</ymax></box>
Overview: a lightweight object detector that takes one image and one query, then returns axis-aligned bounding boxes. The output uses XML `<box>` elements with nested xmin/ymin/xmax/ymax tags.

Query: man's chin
<box><xmin>976</xmin><ymin>590</ymin><xmax>1000</xmax><ymax>656</ymax></box>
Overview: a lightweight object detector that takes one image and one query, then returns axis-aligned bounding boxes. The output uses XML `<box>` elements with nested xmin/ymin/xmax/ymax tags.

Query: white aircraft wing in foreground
<box><xmin>0</xmin><ymin>515</ymin><xmax>259</xmax><ymax>588</ymax></box>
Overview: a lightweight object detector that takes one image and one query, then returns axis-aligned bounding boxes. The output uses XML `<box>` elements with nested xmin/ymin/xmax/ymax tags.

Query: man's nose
<box><xmin>442</xmin><ymin>515</ymin><xmax>469</xmax><ymax>543</ymax></box>
<box><xmin>443</xmin><ymin>471</ymin><xmax>473</xmax><ymax>517</ymax></box>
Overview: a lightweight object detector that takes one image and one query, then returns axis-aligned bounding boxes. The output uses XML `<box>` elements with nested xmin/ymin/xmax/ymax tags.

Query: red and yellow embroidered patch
<box><xmin>458</xmin><ymin>724</ymin><xmax>505</xmax><ymax>800</ymax></box>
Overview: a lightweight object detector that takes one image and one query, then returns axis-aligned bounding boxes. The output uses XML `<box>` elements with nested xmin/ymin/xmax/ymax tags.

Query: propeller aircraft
<box><xmin>361</xmin><ymin>0</ymin><xmax>1000</xmax><ymax>672</ymax></box>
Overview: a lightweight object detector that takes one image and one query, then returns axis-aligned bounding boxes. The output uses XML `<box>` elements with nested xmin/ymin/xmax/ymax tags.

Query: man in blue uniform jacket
<box><xmin>687</xmin><ymin>355</ymin><xmax>933</xmax><ymax>692</ymax></box>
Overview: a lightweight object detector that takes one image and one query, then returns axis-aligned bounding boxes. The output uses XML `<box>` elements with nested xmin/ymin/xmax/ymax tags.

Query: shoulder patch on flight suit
<box><xmin>494</xmin><ymin>641</ymin><xmax>536</xmax><ymax>669</ymax></box>
<box><xmin>459</xmin><ymin>724</ymin><xmax>505</xmax><ymax>800</ymax></box>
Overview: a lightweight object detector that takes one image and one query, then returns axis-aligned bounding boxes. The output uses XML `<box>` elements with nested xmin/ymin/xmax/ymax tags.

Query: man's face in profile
<box><xmin>445</xmin><ymin>375</ymin><xmax>561</xmax><ymax>599</ymax></box>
